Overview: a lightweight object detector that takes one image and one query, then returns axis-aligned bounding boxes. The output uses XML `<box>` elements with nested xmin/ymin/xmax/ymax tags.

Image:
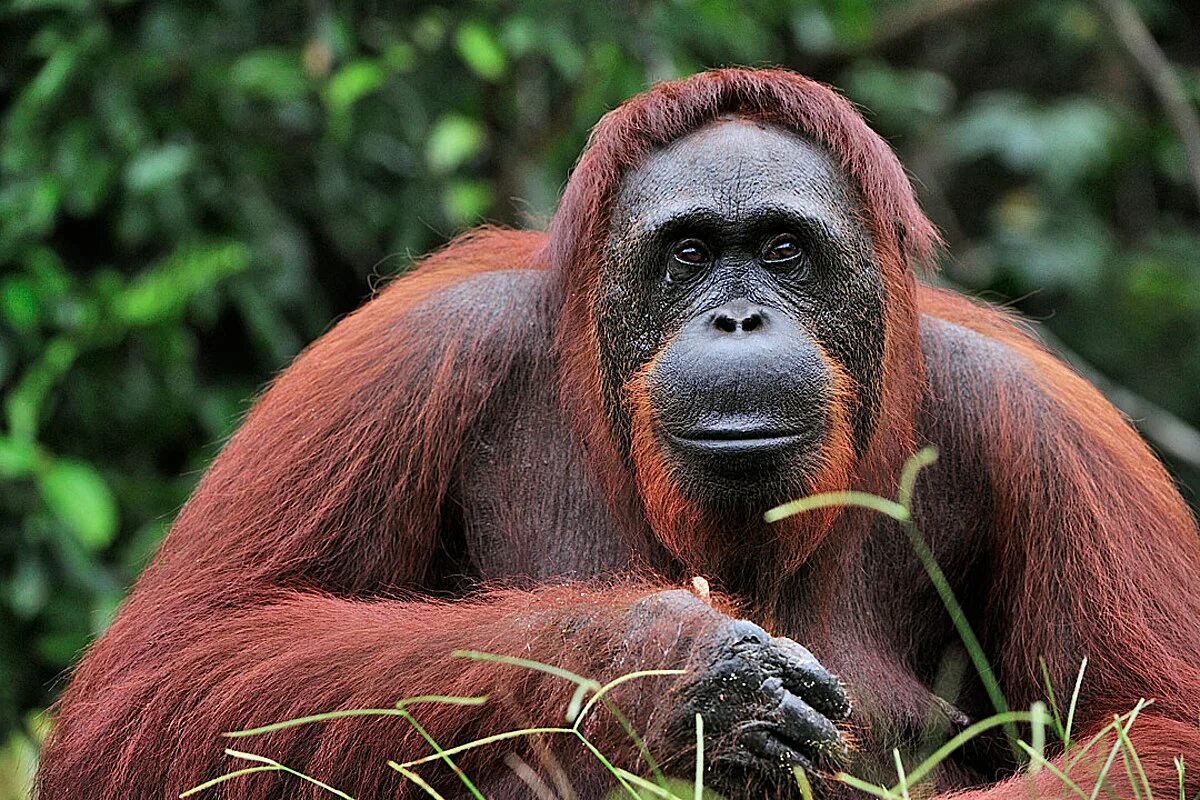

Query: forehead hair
<box><xmin>546</xmin><ymin>68</ymin><xmax>939</xmax><ymax>289</ymax></box>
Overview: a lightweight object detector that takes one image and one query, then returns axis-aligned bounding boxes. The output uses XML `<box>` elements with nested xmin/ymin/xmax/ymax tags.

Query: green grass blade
<box><xmin>896</xmin><ymin>446</ymin><xmax>938</xmax><ymax>509</ymax></box>
<box><xmin>1113</xmin><ymin>704</ymin><xmax>1153</xmax><ymax>800</ymax></box>
<box><xmin>765</xmin><ymin>491</ymin><xmax>909</xmax><ymax>524</ymax></box>
<box><xmin>225</xmin><ymin>708</ymin><xmax>413</xmax><ymax>737</ymax></box>
<box><xmin>1068</xmin><ymin>702</ymin><xmax>1150</xmax><ymax>772</ymax></box>
<box><xmin>1065</xmin><ymin>658</ymin><xmax>1090</xmax><ymax>759</ymax></box>
<box><xmin>452</xmin><ymin>650</ymin><xmax>601</xmax><ymax>690</ymax></box>
<box><xmin>1088</xmin><ymin>702</ymin><xmax>1148</xmax><ymax>800</ymax></box>
<box><xmin>893</xmin><ymin>748</ymin><xmax>910</xmax><ymax>800</ymax></box>
<box><xmin>395</xmin><ymin>707</ymin><xmax>485</xmax><ymax>800</ymax></box>
<box><xmin>179</xmin><ymin>765</ymin><xmax>281</xmax><ymax>797</ymax></box>
<box><xmin>900</xmin><ymin>518</ymin><xmax>1014</xmax><ymax>747</ymax></box>
<box><xmin>567</xmin><ymin>682</ymin><xmax>592</xmax><ymax>724</ymax></box>
<box><xmin>767</xmin><ymin>451</ymin><xmax>1014</xmax><ymax>751</ymax></box>
<box><xmin>838</xmin><ymin>771</ymin><xmax>902</xmax><ymax>800</ymax></box>
<box><xmin>1120</xmin><ymin>749</ymin><xmax>1144</xmax><ymax>800</ymax></box>
<box><xmin>893</xmin><ymin>710</ymin><xmax>1034</xmax><ymax>789</ymax></box>
<box><xmin>603</xmin><ymin>697</ymin><xmax>669</xmax><ymax>787</ymax></box>
<box><xmin>395</xmin><ymin>695</ymin><xmax>490</xmax><ymax>709</ymax></box>
<box><xmin>225</xmin><ymin>696</ymin><xmax>486</xmax><ymax>738</ymax></box>
<box><xmin>574</xmin><ymin>669</ymin><xmax>688</xmax><ymax>728</ymax></box>
<box><xmin>1030</xmin><ymin>701</ymin><xmax>1048</xmax><ymax>775</ymax></box>
<box><xmin>221</xmin><ymin>749</ymin><xmax>355</xmax><ymax>799</ymax></box>
<box><xmin>574</xmin><ymin>729</ymin><xmax>643</xmax><ymax>800</ymax></box>
<box><xmin>614</xmin><ymin>769</ymin><xmax>688</xmax><ymax>799</ymax></box>
<box><xmin>794</xmin><ymin>767</ymin><xmax>816</xmax><ymax>800</ymax></box>
<box><xmin>694</xmin><ymin>713</ymin><xmax>704</xmax><ymax>800</ymax></box>
<box><xmin>392</xmin><ymin>766</ymin><xmax>448</xmax><ymax>800</ymax></box>
<box><xmin>1040</xmin><ymin>658</ymin><xmax>1067</xmax><ymax>741</ymax></box>
<box><xmin>394</xmin><ymin>727</ymin><xmax>574</xmax><ymax>768</ymax></box>
<box><xmin>1015</xmin><ymin>740</ymin><xmax>1090</xmax><ymax>800</ymax></box>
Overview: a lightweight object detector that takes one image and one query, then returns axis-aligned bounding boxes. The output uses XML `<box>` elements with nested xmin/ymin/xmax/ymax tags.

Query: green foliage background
<box><xmin>1</xmin><ymin>0</ymin><xmax>1198</xmax><ymax>794</ymax></box>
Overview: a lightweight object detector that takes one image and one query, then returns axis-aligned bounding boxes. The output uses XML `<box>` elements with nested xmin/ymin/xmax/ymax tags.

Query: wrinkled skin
<box><xmin>628</xmin><ymin>590</ymin><xmax>852</xmax><ymax>782</ymax></box>
<box><xmin>598</xmin><ymin>117</ymin><xmax>887</xmax><ymax>506</ymax></box>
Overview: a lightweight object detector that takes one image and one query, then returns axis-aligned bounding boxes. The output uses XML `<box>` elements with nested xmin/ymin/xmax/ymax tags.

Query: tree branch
<box><xmin>870</xmin><ymin>0</ymin><xmax>1007</xmax><ymax>51</ymax></box>
<box><xmin>1093</xmin><ymin>0</ymin><xmax>1200</xmax><ymax>209</ymax></box>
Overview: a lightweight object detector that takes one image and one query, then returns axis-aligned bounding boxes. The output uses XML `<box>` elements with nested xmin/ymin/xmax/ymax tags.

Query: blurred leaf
<box><xmin>426</xmin><ymin>115</ymin><xmax>486</xmax><ymax>173</ymax></box>
<box><xmin>412</xmin><ymin>12</ymin><xmax>447</xmax><ymax>50</ymax></box>
<box><xmin>22</xmin><ymin>247</ymin><xmax>70</xmax><ymax>301</ymax></box>
<box><xmin>34</xmin><ymin>629</ymin><xmax>89</xmax><ymax>666</ymax></box>
<box><xmin>826</xmin><ymin>0</ymin><xmax>876</xmax><ymax>48</ymax></box>
<box><xmin>0</xmin><ymin>727</ymin><xmax>39</xmax><ymax>800</ymax></box>
<box><xmin>1053</xmin><ymin>1</ymin><xmax>1102</xmax><ymax>44</ymax></box>
<box><xmin>842</xmin><ymin>62</ymin><xmax>955</xmax><ymax>131</ymax></box>
<box><xmin>790</xmin><ymin>7</ymin><xmax>837</xmax><ymax>54</ymax></box>
<box><xmin>990</xmin><ymin>194</ymin><xmax>1113</xmax><ymax>289</ymax></box>
<box><xmin>543</xmin><ymin>23</ymin><xmax>586</xmax><ymax>78</ymax></box>
<box><xmin>324</xmin><ymin>60</ymin><xmax>385</xmax><ymax>114</ymax></box>
<box><xmin>230</xmin><ymin>50</ymin><xmax>310</xmax><ymax>102</ymax></box>
<box><xmin>383</xmin><ymin>42</ymin><xmax>416</xmax><ymax>73</ymax></box>
<box><xmin>11</xmin><ymin>38</ymin><xmax>80</xmax><ymax>114</ymax></box>
<box><xmin>0</xmin><ymin>178</ymin><xmax>63</xmax><ymax>253</ymax></box>
<box><xmin>113</xmin><ymin>242</ymin><xmax>252</xmax><ymax>326</ymax></box>
<box><xmin>4</xmin><ymin>338</ymin><xmax>78</xmax><ymax>442</ymax></box>
<box><xmin>0</xmin><ymin>438</ymin><xmax>38</xmax><ymax>479</ymax></box>
<box><xmin>500</xmin><ymin>16</ymin><xmax>536</xmax><ymax>58</ymax></box>
<box><xmin>55</xmin><ymin>121</ymin><xmax>116</xmax><ymax>215</ymax></box>
<box><xmin>443</xmin><ymin>179</ymin><xmax>494</xmax><ymax>225</ymax></box>
<box><xmin>37</xmin><ymin>459</ymin><xmax>119</xmax><ymax>552</ymax></box>
<box><xmin>1129</xmin><ymin>243</ymin><xmax>1200</xmax><ymax>311</ymax></box>
<box><xmin>123</xmin><ymin>143</ymin><xmax>195</xmax><ymax>193</ymax></box>
<box><xmin>950</xmin><ymin>94</ymin><xmax>1118</xmax><ymax>184</ymax></box>
<box><xmin>455</xmin><ymin>21</ymin><xmax>508</xmax><ymax>81</ymax></box>
<box><xmin>7</xmin><ymin>556</ymin><xmax>49</xmax><ymax>620</ymax></box>
<box><xmin>0</xmin><ymin>278</ymin><xmax>39</xmax><ymax>332</ymax></box>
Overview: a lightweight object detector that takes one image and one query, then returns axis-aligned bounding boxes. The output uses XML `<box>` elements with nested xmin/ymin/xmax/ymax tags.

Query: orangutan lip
<box><xmin>663</xmin><ymin>428</ymin><xmax>806</xmax><ymax>452</ymax></box>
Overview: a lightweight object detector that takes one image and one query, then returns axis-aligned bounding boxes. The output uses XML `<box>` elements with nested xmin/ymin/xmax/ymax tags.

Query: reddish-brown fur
<box><xmin>552</xmin><ymin>70</ymin><xmax>932</xmax><ymax>578</ymax></box>
<box><xmin>37</xmin><ymin>68</ymin><xmax>1200</xmax><ymax>800</ymax></box>
<box><xmin>911</xmin><ymin>286</ymin><xmax>1200</xmax><ymax>799</ymax></box>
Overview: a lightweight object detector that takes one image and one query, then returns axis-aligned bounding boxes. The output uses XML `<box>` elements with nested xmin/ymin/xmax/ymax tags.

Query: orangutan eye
<box><xmin>762</xmin><ymin>233</ymin><xmax>802</xmax><ymax>263</ymax></box>
<box><xmin>667</xmin><ymin>238</ymin><xmax>711</xmax><ymax>283</ymax></box>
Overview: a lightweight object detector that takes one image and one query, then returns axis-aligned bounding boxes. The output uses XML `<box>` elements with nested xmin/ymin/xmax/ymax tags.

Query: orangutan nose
<box><xmin>711</xmin><ymin>302</ymin><xmax>767</xmax><ymax>334</ymax></box>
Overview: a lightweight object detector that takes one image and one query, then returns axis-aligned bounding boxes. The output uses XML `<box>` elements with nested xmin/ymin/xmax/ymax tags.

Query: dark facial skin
<box><xmin>599</xmin><ymin>118</ymin><xmax>887</xmax><ymax>506</ymax></box>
